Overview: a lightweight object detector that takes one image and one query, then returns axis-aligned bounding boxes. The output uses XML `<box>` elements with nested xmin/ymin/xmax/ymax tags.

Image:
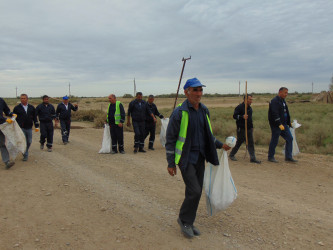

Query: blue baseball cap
<box><xmin>183</xmin><ymin>78</ymin><xmax>206</xmax><ymax>90</ymax></box>
<box><xmin>63</xmin><ymin>95</ymin><xmax>69</xmax><ymax>100</ymax></box>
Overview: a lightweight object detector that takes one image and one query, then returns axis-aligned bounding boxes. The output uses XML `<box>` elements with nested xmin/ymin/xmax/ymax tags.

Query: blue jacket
<box><xmin>13</xmin><ymin>104</ymin><xmax>39</xmax><ymax>129</ymax></box>
<box><xmin>268</xmin><ymin>96</ymin><xmax>291</xmax><ymax>128</ymax></box>
<box><xmin>0</xmin><ymin>98</ymin><xmax>13</xmax><ymax>124</ymax></box>
<box><xmin>128</xmin><ymin>99</ymin><xmax>152</xmax><ymax>122</ymax></box>
<box><xmin>165</xmin><ymin>99</ymin><xmax>223</xmax><ymax>169</ymax></box>
<box><xmin>56</xmin><ymin>102</ymin><xmax>78</xmax><ymax>120</ymax></box>
<box><xmin>36</xmin><ymin>103</ymin><xmax>56</xmax><ymax>123</ymax></box>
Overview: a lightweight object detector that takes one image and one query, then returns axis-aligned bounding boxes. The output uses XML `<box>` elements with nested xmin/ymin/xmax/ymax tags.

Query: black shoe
<box><xmin>23</xmin><ymin>155</ymin><xmax>28</xmax><ymax>161</ymax></box>
<box><xmin>250</xmin><ymin>159</ymin><xmax>261</xmax><ymax>164</ymax></box>
<box><xmin>148</xmin><ymin>147</ymin><xmax>155</xmax><ymax>150</ymax></box>
<box><xmin>138</xmin><ymin>148</ymin><xmax>146</xmax><ymax>153</ymax></box>
<box><xmin>192</xmin><ymin>225</ymin><xmax>201</xmax><ymax>236</ymax></box>
<box><xmin>268</xmin><ymin>158</ymin><xmax>278</xmax><ymax>163</ymax></box>
<box><xmin>229</xmin><ymin>155</ymin><xmax>237</xmax><ymax>161</ymax></box>
<box><xmin>285</xmin><ymin>158</ymin><xmax>298</xmax><ymax>163</ymax></box>
<box><xmin>110</xmin><ymin>150</ymin><xmax>118</xmax><ymax>154</ymax></box>
<box><xmin>5</xmin><ymin>161</ymin><xmax>15</xmax><ymax>169</ymax></box>
<box><xmin>177</xmin><ymin>218</ymin><xmax>194</xmax><ymax>238</ymax></box>
<box><xmin>40</xmin><ymin>144</ymin><xmax>44</xmax><ymax>150</ymax></box>
<box><xmin>134</xmin><ymin>148</ymin><xmax>138</xmax><ymax>154</ymax></box>
<box><xmin>119</xmin><ymin>150</ymin><xmax>125</xmax><ymax>154</ymax></box>
<box><xmin>63</xmin><ymin>142</ymin><xmax>68</xmax><ymax>145</ymax></box>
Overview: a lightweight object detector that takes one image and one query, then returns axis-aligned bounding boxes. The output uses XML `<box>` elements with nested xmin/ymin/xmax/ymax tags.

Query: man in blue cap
<box><xmin>166</xmin><ymin>78</ymin><xmax>231</xmax><ymax>238</ymax></box>
<box><xmin>56</xmin><ymin>96</ymin><xmax>78</xmax><ymax>144</ymax></box>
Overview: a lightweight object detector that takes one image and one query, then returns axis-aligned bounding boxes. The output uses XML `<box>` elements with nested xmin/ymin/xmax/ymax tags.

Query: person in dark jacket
<box><xmin>36</xmin><ymin>95</ymin><xmax>56</xmax><ymax>152</ymax></box>
<box><xmin>0</xmin><ymin>97</ymin><xmax>15</xmax><ymax>169</ymax></box>
<box><xmin>229</xmin><ymin>95</ymin><xmax>261</xmax><ymax>163</ymax></box>
<box><xmin>13</xmin><ymin>94</ymin><xmax>39</xmax><ymax>161</ymax></box>
<box><xmin>127</xmin><ymin>92</ymin><xmax>155</xmax><ymax>153</ymax></box>
<box><xmin>144</xmin><ymin>95</ymin><xmax>164</xmax><ymax>150</ymax></box>
<box><xmin>107</xmin><ymin>94</ymin><xmax>126</xmax><ymax>154</ymax></box>
<box><xmin>56</xmin><ymin>96</ymin><xmax>78</xmax><ymax>144</ymax></box>
<box><xmin>166</xmin><ymin>78</ymin><xmax>231</xmax><ymax>238</ymax></box>
<box><xmin>268</xmin><ymin>87</ymin><xmax>297</xmax><ymax>163</ymax></box>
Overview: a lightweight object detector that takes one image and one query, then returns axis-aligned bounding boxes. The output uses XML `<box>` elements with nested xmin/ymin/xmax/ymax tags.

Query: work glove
<box><xmin>6</xmin><ymin>118</ymin><xmax>13</xmax><ymax>124</ymax></box>
<box><xmin>35</xmin><ymin>128</ymin><xmax>39</xmax><ymax>132</ymax></box>
<box><xmin>279</xmin><ymin>124</ymin><xmax>285</xmax><ymax>131</ymax></box>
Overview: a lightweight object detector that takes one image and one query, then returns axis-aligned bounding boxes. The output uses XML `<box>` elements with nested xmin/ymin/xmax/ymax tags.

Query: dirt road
<box><xmin>0</xmin><ymin>122</ymin><xmax>332</xmax><ymax>249</ymax></box>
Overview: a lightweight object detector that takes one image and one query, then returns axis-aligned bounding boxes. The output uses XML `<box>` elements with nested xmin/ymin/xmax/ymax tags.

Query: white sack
<box><xmin>159</xmin><ymin>118</ymin><xmax>169</xmax><ymax>147</ymax></box>
<box><xmin>282</xmin><ymin>120</ymin><xmax>301</xmax><ymax>156</ymax></box>
<box><xmin>99</xmin><ymin>124</ymin><xmax>111</xmax><ymax>153</ymax></box>
<box><xmin>204</xmin><ymin>149</ymin><xmax>237</xmax><ymax>216</ymax></box>
<box><xmin>0</xmin><ymin>120</ymin><xmax>26</xmax><ymax>160</ymax></box>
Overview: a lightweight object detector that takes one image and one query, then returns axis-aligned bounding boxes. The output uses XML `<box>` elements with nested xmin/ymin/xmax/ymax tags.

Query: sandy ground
<box><xmin>0</xmin><ymin>121</ymin><xmax>332</xmax><ymax>250</ymax></box>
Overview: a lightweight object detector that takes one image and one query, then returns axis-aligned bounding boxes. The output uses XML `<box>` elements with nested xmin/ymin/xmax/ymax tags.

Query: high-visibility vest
<box><xmin>175</xmin><ymin>109</ymin><xmax>213</xmax><ymax>164</ymax></box>
<box><xmin>107</xmin><ymin>101</ymin><xmax>121</xmax><ymax>124</ymax></box>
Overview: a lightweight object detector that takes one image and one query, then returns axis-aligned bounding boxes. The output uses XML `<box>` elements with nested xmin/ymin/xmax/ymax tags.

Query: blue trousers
<box><xmin>21</xmin><ymin>128</ymin><xmax>32</xmax><ymax>157</ymax></box>
<box><xmin>133</xmin><ymin>121</ymin><xmax>145</xmax><ymax>149</ymax></box>
<box><xmin>268</xmin><ymin>125</ymin><xmax>293</xmax><ymax>159</ymax></box>
<box><xmin>60</xmin><ymin>119</ymin><xmax>71</xmax><ymax>143</ymax></box>
<box><xmin>0</xmin><ymin>131</ymin><xmax>10</xmax><ymax>163</ymax></box>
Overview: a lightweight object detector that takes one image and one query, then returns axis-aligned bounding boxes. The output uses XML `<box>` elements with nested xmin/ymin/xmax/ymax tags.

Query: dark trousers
<box><xmin>179</xmin><ymin>154</ymin><xmax>205</xmax><ymax>225</ymax></box>
<box><xmin>0</xmin><ymin>131</ymin><xmax>10</xmax><ymax>163</ymax></box>
<box><xmin>230</xmin><ymin>127</ymin><xmax>256</xmax><ymax>160</ymax></box>
<box><xmin>40</xmin><ymin>122</ymin><xmax>54</xmax><ymax>148</ymax></box>
<box><xmin>21</xmin><ymin>128</ymin><xmax>32</xmax><ymax>157</ymax></box>
<box><xmin>144</xmin><ymin>122</ymin><xmax>156</xmax><ymax>148</ymax></box>
<box><xmin>60</xmin><ymin>119</ymin><xmax>71</xmax><ymax>143</ymax></box>
<box><xmin>110</xmin><ymin>124</ymin><xmax>124</xmax><ymax>152</ymax></box>
<box><xmin>268</xmin><ymin>125</ymin><xmax>293</xmax><ymax>160</ymax></box>
<box><xmin>132</xmin><ymin>121</ymin><xmax>145</xmax><ymax>149</ymax></box>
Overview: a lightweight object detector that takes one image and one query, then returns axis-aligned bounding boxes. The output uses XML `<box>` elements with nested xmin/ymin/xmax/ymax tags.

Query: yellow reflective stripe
<box><xmin>175</xmin><ymin>110</ymin><xmax>188</xmax><ymax>164</ymax></box>
<box><xmin>115</xmin><ymin>101</ymin><xmax>121</xmax><ymax>124</ymax></box>
<box><xmin>106</xmin><ymin>104</ymin><xmax>111</xmax><ymax>123</ymax></box>
<box><xmin>206</xmin><ymin>114</ymin><xmax>213</xmax><ymax>135</ymax></box>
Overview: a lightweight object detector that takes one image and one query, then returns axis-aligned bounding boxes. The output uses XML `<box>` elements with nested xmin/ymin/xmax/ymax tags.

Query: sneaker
<box><xmin>40</xmin><ymin>144</ymin><xmax>44</xmax><ymax>150</ymax></box>
<box><xmin>285</xmin><ymin>158</ymin><xmax>298</xmax><ymax>163</ymax></box>
<box><xmin>23</xmin><ymin>155</ymin><xmax>28</xmax><ymax>161</ymax></box>
<box><xmin>134</xmin><ymin>148</ymin><xmax>138</xmax><ymax>154</ymax></box>
<box><xmin>192</xmin><ymin>225</ymin><xmax>201</xmax><ymax>236</ymax></box>
<box><xmin>268</xmin><ymin>158</ymin><xmax>278</xmax><ymax>163</ymax></box>
<box><xmin>177</xmin><ymin>218</ymin><xmax>194</xmax><ymax>238</ymax></box>
<box><xmin>119</xmin><ymin>150</ymin><xmax>125</xmax><ymax>154</ymax></box>
<box><xmin>63</xmin><ymin>142</ymin><xmax>68</xmax><ymax>145</ymax></box>
<box><xmin>229</xmin><ymin>155</ymin><xmax>237</xmax><ymax>161</ymax></box>
<box><xmin>148</xmin><ymin>147</ymin><xmax>155</xmax><ymax>150</ymax></box>
<box><xmin>5</xmin><ymin>161</ymin><xmax>15</xmax><ymax>169</ymax></box>
<box><xmin>138</xmin><ymin>148</ymin><xmax>146</xmax><ymax>153</ymax></box>
<box><xmin>250</xmin><ymin>159</ymin><xmax>261</xmax><ymax>164</ymax></box>
<box><xmin>110</xmin><ymin>150</ymin><xmax>117</xmax><ymax>154</ymax></box>
<box><xmin>47</xmin><ymin>148</ymin><xmax>52</xmax><ymax>152</ymax></box>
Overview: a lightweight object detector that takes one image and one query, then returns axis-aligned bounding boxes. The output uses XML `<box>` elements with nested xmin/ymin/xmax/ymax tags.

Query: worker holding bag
<box><xmin>166</xmin><ymin>78</ymin><xmax>230</xmax><ymax>238</ymax></box>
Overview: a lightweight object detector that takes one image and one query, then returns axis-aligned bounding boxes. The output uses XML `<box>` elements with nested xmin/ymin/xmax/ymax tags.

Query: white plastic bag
<box><xmin>98</xmin><ymin>124</ymin><xmax>111</xmax><ymax>153</ymax></box>
<box><xmin>282</xmin><ymin>120</ymin><xmax>301</xmax><ymax>156</ymax></box>
<box><xmin>204</xmin><ymin>149</ymin><xmax>237</xmax><ymax>216</ymax></box>
<box><xmin>159</xmin><ymin>118</ymin><xmax>169</xmax><ymax>147</ymax></box>
<box><xmin>0</xmin><ymin>120</ymin><xmax>26</xmax><ymax>160</ymax></box>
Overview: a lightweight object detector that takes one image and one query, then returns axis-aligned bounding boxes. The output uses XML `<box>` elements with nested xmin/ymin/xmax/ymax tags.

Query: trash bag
<box><xmin>0</xmin><ymin>120</ymin><xmax>26</xmax><ymax>161</ymax></box>
<box><xmin>99</xmin><ymin>124</ymin><xmax>111</xmax><ymax>154</ymax></box>
<box><xmin>204</xmin><ymin>149</ymin><xmax>237</xmax><ymax>216</ymax></box>
<box><xmin>159</xmin><ymin>118</ymin><xmax>169</xmax><ymax>147</ymax></box>
<box><xmin>282</xmin><ymin>120</ymin><xmax>301</xmax><ymax>156</ymax></box>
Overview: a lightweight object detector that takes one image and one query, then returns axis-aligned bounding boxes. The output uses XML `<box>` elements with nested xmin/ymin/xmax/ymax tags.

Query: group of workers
<box><xmin>1</xmin><ymin>78</ymin><xmax>297</xmax><ymax>239</ymax></box>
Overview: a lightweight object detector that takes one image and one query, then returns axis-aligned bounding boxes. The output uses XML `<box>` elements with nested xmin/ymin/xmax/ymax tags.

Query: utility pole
<box><xmin>68</xmin><ymin>82</ymin><xmax>71</xmax><ymax>97</ymax></box>
<box><xmin>134</xmin><ymin>78</ymin><xmax>136</xmax><ymax>97</ymax></box>
<box><xmin>312</xmin><ymin>82</ymin><xmax>313</xmax><ymax>93</ymax></box>
<box><xmin>15</xmin><ymin>86</ymin><xmax>18</xmax><ymax>98</ymax></box>
<box><xmin>239</xmin><ymin>81</ymin><xmax>240</xmax><ymax>97</ymax></box>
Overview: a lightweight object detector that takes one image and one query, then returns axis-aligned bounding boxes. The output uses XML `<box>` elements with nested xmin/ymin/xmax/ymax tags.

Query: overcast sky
<box><xmin>1</xmin><ymin>0</ymin><xmax>332</xmax><ymax>98</ymax></box>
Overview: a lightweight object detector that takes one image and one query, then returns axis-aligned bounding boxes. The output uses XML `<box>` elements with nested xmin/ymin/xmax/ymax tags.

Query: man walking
<box><xmin>0</xmin><ymin>97</ymin><xmax>15</xmax><ymax>168</ymax></box>
<box><xmin>107</xmin><ymin>94</ymin><xmax>126</xmax><ymax>154</ymax></box>
<box><xmin>166</xmin><ymin>78</ymin><xmax>230</xmax><ymax>238</ymax></box>
<box><xmin>144</xmin><ymin>95</ymin><xmax>164</xmax><ymax>150</ymax></box>
<box><xmin>56</xmin><ymin>96</ymin><xmax>78</xmax><ymax>144</ymax></box>
<box><xmin>127</xmin><ymin>92</ymin><xmax>155</xmax><ymax>153</ymax></box>
<box><xmin>13</xmin><ymin>94</ymin><xmax>39</xmax><ymax>161</ymax></box>
<box><xmin>229</xmin><ymin>95</ymin><xmax>261</xmax><ymax>163</ymax></box>
<box><xmin>268</xmin><ymin>87</ymin><xmax>297</xmax><ymax>163</ymax></box>
<box><xmin>36</xmin><ymin>95</ymin><xmax>56</xmax><ymax>152</ymax></box>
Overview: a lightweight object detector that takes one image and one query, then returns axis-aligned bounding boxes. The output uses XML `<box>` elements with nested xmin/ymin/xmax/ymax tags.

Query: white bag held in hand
<box><xmin>159</xmin><ymin>118</ymin><xmax>169</xmax><ymax>147</ymax></box>
<box><xmin>99</xmin><ymin>124</ymin><xmax>111</xmax><ymax>154</ymax></box>
<box><xmin>204</xmin><ymin>149</ymin><xmax>237</xmax><ymax>216</ymax></box>
<box><xmin>282</xmin><ymin>120</ymin><xmax>301</xmax><ymax>156</ymax></box>
<box><xmin>0</xmin><ymin>120</ymin><xmax>26</xmax><ymax>160</ymax></box>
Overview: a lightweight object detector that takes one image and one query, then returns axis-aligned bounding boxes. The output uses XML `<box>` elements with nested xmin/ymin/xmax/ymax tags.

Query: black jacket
<box><xmin>0</xmin><ymin>98</ymin><xmax>13</xmax><ymax>124</ymax></box>
<box><xmin>166</xmin><ymin>99</ymin><xmax>223</xmax><ymax>169</ymax></box>
<box><xmin>128</xmin><ymin>99</ymin><xmax>152</xmax><ymax>122</ymax></box>
<box><xmin>36</xmin><ymin>103</ymin><xmax>56</xmax><ymax>123</ymax></box>
<box><xmin>56</xmin><ymin>102</ymin><xmax>78</xmax><ymax>120</ymax></box>
<box><xmin>233</xmin><ymin>102</ymin><xmax>253</xmax><ymax>129</ymax></box>
<box><xmin>146</xmin><ymin>102</ymin><xmax>164</xmax><ymax>123</ymax></box>
<box><xmin>13</xmin><ymin>104</ymin><xmax>39</xmax><ymax>129</ymax></box>
<box><xmin>268</xmin><ymin>96</ymin><xmax>291</xmax><ymax>128</ymax></box>
<box><xmin>107</xmin><ymin>102</ymin><xmax>125</xmax><ymax>125</ymax></box>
